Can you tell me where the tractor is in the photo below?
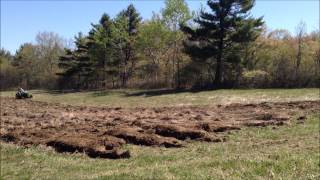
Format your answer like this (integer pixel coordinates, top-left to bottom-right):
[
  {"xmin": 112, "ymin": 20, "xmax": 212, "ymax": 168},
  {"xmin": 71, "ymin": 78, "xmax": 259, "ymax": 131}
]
[{"xmin": 15, "ymin": 88, "xmax": 33, "ymax": 99}]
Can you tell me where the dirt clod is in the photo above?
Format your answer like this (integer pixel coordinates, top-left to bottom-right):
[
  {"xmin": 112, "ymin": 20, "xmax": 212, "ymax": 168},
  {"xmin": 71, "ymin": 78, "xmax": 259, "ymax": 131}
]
[
  {"xmin": 154, "ymin": 124, "xmax": 211, "ymax": 141},
  {"xmin": 106, "ymin": 127, "xmax": 184, "ymax": 147},
  {"xmin": 0, "ymin": 134, "xmax": 17, "ymax": 142},
  {"xmin": 46, "ymin": 135, "xmax": 130, "ymax": 159}
]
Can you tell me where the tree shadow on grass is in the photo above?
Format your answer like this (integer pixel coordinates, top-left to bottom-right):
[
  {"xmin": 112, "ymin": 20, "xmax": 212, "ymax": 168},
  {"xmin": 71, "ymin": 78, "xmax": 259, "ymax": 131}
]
[
  {"xmin": 90, "ymin": 90, "xmax": 129, "ymax": 97},
  {"xmin": 29, "ymin": 89, "xmax": 127, "ymax": 97},
  {"xmin": 35, "ymin": 89, "xmax": 82, "ymax": 95},
  {"xmin": 30, "ymin": 89, "xmax": 98, "ymax": 96},
  {"xmin": 30, "ymin": 88, "xmax": 219, "ymax": 98},
  {"xmin": 125, "ymin": 88, "xmax": 216, "ymax": 97}
]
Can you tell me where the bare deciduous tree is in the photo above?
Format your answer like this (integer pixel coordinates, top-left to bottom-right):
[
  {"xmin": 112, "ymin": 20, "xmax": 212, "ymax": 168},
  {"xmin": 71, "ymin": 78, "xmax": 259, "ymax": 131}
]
[{"xmin": 295, "ymin": 21, "xmax": 306, "ymax": 80}]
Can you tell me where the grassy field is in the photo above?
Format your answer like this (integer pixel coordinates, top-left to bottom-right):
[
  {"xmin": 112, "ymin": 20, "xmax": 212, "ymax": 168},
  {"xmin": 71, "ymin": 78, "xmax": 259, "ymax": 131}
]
[
  {"xmin": 1, "ymin": 89, "xmax": 319, "ymax": 179},
  {"xmin": 1, "ymin": 88, "xmax": 319, "ymax": 107}
]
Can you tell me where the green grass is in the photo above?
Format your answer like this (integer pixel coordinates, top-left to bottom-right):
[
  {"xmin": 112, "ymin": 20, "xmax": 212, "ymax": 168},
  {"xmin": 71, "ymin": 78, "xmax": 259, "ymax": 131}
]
[
  {"xmin": 1, "ymin": 114, "xmax": 319, "ymax": 179},
  {"xmin": 1, "ymin": 88, "xmax": 319, "ymax": 108}
]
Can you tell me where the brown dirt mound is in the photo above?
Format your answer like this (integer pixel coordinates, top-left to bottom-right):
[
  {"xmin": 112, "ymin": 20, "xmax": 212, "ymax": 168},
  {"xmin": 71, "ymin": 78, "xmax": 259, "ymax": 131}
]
[
  {"xmin": 153, "ymin": 124, "xmax": 219, "ymax": 142},
  {"xmin": 46, "ymin": 135, "xmax": 130, "ymax": 159},
  {"xmin": 106, "ymin": 127, "xmax": 184, "ymax": 147},
  {"xmin": 1, "ymin": 97, "xmax": 319, "ymax": 159},
  {"xmin": 197, "ymin": 123, "xmax": 241, "ymax": 132}
]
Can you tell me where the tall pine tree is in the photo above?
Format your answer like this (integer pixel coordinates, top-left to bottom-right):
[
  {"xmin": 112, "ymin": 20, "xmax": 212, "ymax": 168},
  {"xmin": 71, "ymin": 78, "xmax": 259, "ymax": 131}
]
[
  {"xmin": 87, "ymin": 13, "xmax": 116, "ymax": 88},
  {"xmin": 113, "ymin": 4, "xmax": 142, "ymax": 87},
  {"xmin": 58, "ymin": 33, "xmax": 94, "ymax": 89},
  {"xmin": 181, "ymin": 0, "xmax": 263, "ymax": 87}
]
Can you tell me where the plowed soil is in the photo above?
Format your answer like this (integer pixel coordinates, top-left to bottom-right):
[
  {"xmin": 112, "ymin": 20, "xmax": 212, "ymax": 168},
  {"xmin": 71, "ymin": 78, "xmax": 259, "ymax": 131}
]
[{"xmin": 1, "ymin": 97, "xmax": 319, "ymax": 159}]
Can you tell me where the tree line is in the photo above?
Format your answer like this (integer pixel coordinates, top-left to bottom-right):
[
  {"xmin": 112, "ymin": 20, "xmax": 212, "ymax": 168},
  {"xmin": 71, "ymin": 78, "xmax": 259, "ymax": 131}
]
[{"xmin": 1, "ymin": 0, "xmax": 319, "ymax": 90}]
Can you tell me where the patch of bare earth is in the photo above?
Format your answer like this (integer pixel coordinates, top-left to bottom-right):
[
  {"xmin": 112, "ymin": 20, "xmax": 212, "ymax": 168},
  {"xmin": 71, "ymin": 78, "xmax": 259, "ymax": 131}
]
[{"xmin": 1, "ymin": 97, "xmax": 319, "ymax": 159}]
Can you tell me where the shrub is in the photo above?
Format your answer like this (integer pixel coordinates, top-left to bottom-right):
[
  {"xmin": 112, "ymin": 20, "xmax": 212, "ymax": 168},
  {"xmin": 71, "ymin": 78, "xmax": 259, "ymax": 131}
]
[{"xmin": 240, "ymin": 70, "xmax": 272, "ymax": 88}]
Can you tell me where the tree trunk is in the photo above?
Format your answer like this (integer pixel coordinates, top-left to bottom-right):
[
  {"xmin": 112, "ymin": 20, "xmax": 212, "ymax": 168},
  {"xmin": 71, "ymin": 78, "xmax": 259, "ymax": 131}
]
[
  {"xmin": 165, "ymin": 59, "xmax": 169, "ymax": 87},
  {"xmin": 177, "ymin": 57, "xmax": 181, "ymax": 88},
  {"xmin": 214, "ymin": 15, "xmax": 225, "ymax": 88},
  {"xmin": 214, "ymin": 36, "xmax": 224, "ymax": 87},
  {"xmin": 171, "ymin": 50, "xmax": 175, "ymax": 88},
  {"xmin": 295, "ymin": 37, "xmax": 302, "ymax": 82}
]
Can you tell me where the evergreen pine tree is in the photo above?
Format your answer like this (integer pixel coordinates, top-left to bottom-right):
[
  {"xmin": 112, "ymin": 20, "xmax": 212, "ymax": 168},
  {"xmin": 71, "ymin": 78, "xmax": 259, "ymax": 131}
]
[
  {"xmin": 114, "ymin": 4, "xmax": 142, "ymax": 87},
  {"xmin": 181, "ymin": 0, "xmax": 263, "ymax": 87}
]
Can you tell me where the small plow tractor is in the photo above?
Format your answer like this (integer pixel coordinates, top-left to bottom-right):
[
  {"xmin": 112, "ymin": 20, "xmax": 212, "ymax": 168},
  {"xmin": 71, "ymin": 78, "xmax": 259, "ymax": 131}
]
[{"xmin": 15, "ymin": 88, "xmax": 33, "ymax": 99}]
